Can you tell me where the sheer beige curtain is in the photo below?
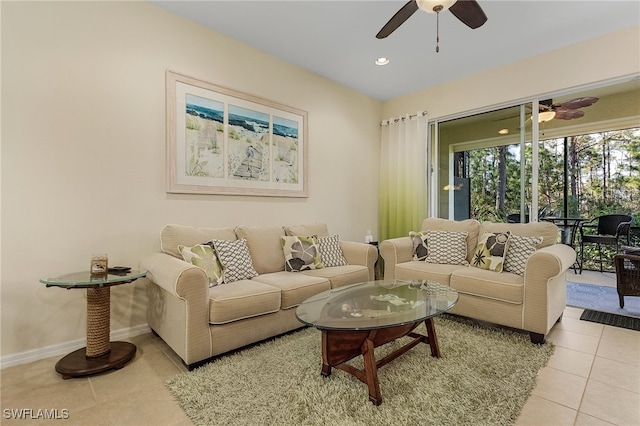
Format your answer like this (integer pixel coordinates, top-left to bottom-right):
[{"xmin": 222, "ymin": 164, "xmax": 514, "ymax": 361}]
[{"xmin": 379, "ymin": 112, "xmax": 428, "ymax": 241}]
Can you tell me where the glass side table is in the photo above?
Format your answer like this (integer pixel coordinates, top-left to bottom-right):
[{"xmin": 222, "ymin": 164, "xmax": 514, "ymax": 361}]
[{"xmin": 40, "ymin": 270, "xmax": 147, "ymax": 379}]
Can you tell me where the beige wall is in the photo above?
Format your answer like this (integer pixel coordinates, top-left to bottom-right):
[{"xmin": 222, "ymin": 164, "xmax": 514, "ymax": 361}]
[{"xmin": 1, "ymin": 2, "xmax": 381, "ymax": 358}]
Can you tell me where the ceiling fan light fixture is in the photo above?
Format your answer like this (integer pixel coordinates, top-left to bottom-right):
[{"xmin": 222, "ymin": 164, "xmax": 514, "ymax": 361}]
[
  {"xmin": 375, "ymin": 57, "xmax": 390, "ymax": 66},
  {"xmin": 417, "ymin": 0, "xmax": 457, "ymax": 13},
  {"xmin": 538, "ymin": 111, "xmax": 556, "ymax": 123}
]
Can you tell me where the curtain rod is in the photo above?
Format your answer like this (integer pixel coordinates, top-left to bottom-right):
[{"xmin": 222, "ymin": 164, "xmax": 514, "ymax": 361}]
[{"xmin": 380, "ymin": 110, "xmax": 428, "ymax": 126}]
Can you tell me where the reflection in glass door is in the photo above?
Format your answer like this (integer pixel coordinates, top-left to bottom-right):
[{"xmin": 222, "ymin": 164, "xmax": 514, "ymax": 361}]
[{"xmin": 433, "ymin": 102, "xmax": 536, "ymax": 222}]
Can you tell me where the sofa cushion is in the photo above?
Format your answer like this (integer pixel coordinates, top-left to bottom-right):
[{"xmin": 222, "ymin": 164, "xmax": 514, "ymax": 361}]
[
  {"xmin": 252, "ymin": 272, "xmax": 330, "ymax": 309},
  {"xmin": 161, "ymin": 224, "xmax": 237, "ymax": 258},
  {"xmin": 235, "ymin": 225, "xmax": 286, "ymax": 274},
  {"xmin": 409, "ymin": 231, "xmax": 429, "ymax": 261},
  {"xmin": 178, "ymin": 243, "xmax": 224, "ymax": 287},
  {"xmin": 208, "ymin": 280, "xmax": 281, "ymax": 324},
  {"xmin": 301, "ymin": 265, "xmax": 369, "ymax": 289},
  {"xmin": 284, "ymin": 222, "xmax": 330, "ymax": 238},
  {"xmin": 395, "ymin": 261, "xmax": 465, "ymax": 284},
  {"xmin": 450, "ymin": 267, "xmax": 524, "ymax": 304},
  {"xmin": 421, "ymin": 218, "xmax": 481, "ymax": 263},
  {"xmin": 424, "ymin": 230, "xmax": 469, "ymax": 265},
  {"xmin": 281, "ymin": 235, "xmax": 324, "ymax": 271},
  {"xmin": 503, "ymin": 235, "xmax": 543, "ymax": 276},
  {"xmin": 212, "ymin": 239, "xmax": 259, "ymax": 283},
  {"xmin": 317, "ymin": 234, "xmax": 348, "ymax": 267},
  {"xmin": 471, "ymin": 231, "xmax": 511, "ymax": 272},
  {"xmin": 481, "ymin": 221, "xmax": 557, "ymax": 248}
]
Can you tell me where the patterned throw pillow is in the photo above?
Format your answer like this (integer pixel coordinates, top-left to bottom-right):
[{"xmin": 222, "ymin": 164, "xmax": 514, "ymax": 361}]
[
  {"xmin": 503, "ymin": 235, "xmax": 543, "ymax": 276},
  {"xmin": 281, "ymin": 235, "xmax": 324, "ymax": 272},
  {"xmin": 318, "ymin": 234, "xmax": 348, "ymax": 267},
  {"xmin": 424, "ymin": 230, "xmax": 469, "ymax": 265},
  {"xmin": 409, "ymin": 231, "xmax": 429, "ymax": 261},
  {"xmin": 471, "ymin": 231, "xmax": 511, "ymax": 272},
  {"xmin": 178, "ymin": 244, "xmax": 224, "ymax": 287},
  {"xmin": 210, "ymin": 239, "xmax": 258, "ymax": 283}
]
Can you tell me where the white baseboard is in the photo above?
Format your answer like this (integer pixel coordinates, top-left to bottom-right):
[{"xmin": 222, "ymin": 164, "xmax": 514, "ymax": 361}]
[{"xmin": 0, "ymin": 324, "xmax": 152, "ymax": 370}]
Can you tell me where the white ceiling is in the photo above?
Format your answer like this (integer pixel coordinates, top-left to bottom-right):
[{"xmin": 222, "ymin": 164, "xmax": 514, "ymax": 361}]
[{"xmin": 151, "ymin": 0, "xmax": 640, "ymax": 101}]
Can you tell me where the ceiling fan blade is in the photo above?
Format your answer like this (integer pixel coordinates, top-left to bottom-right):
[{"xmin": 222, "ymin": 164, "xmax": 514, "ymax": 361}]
[
  {"xmin": 554, "ymin": 97, "xmax": 599, "ymax": 110},
  {"xmin": 554, "ymin": 108, "xmax": 585, "ymax": 120},
  {"xmin": 376, "ymin": 0, "xmax": 419, "ymax": 39},
  {"xmin": 449, "ymin": 0, "xmax": 487, "ymax": 29}
]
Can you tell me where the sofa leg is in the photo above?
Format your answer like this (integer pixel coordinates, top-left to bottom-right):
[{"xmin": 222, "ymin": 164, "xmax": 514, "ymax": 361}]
[
  {"xmin": 529, "ymin": 332, "xmax": 545, "ymax": 344},
  {"xmin": 556, "ymin": 313, "xmax": 563, "ymax": 323}
]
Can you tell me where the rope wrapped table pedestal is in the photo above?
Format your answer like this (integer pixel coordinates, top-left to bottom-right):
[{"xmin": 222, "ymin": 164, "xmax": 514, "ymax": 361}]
[
  {"xmin": 86, "ymin": 286, "xmax": 111, "ymax": 357},
  {"xmin": 40, "ymin": 271, "xmax": 146, "ymax": 379}
]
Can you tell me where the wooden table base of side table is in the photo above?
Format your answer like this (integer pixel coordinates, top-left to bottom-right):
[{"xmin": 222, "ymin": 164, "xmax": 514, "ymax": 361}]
[
  {"xmin": 57, "ymin": 287, "xmax": 136, "ymax": 379},
  {"xmin": 55, "ymin": 342, "xmax": 136, "ymax": 379}
]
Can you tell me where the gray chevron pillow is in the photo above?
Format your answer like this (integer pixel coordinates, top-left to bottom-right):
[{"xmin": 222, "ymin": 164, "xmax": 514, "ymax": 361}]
[{"xmin": 211, "ymin": 238, "xmax": 258, "ymax": 283}]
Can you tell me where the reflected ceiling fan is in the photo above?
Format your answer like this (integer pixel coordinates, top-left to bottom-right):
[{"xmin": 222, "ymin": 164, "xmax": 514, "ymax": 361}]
[
  {"xmin": 495, "ymin": 97, "xmax": 600, "ymax": 124},
  {"xmin": 376, "ymin": 0, "xmax": 488, "ymax": 52},
  {"xmin": 537, "ymin": 97, "xmax": 599, "ymax": 121}
]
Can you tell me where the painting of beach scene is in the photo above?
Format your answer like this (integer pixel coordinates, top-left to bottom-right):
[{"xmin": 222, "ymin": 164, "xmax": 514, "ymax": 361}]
[
  {"xmin": 167, "ymin": 71, "xmax": 308, "ymax": 197},
  {"xmin": 272, "ymin": 116, "xmax": 299, "ymax": 184},
  {"xmin": 185, "ymin": 94, "xmax": 224, "ymax": 178},
  {"xmin": 228, "ymin": 105, "xmax": 270, "ymax": 182}
]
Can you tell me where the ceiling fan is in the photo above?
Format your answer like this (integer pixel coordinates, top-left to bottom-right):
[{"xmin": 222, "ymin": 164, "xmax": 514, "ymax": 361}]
[{"xmin": 376, "ymin": 0, "xmax": 488, "ymax": 52}]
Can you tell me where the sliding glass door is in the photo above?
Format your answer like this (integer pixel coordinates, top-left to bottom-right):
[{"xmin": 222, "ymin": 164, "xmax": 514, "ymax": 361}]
[{"xmin": 424, "ymin": 78, "xmax": 640, "ymax": 259}]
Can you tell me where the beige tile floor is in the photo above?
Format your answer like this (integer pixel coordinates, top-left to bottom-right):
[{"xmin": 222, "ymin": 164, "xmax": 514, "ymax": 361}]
[
  {"xmin": 517, "ymin": 271, "xmax": 640, "ymax": 426},
  {"xmin": 1, "ymin": 271, "xmax": 638, "ymax": 425}
]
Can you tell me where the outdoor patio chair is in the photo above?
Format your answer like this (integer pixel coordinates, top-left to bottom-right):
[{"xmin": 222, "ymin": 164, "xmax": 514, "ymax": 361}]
[
  {"xmin": 579, "ymin": 214, "xmax": 633, "ymax": 273},
  {"xmin": 614, "ymin": 246, "xmax": 640, "ymax": 308},
  {"xmin": 506, "ymin": 213, "xmax": 529, "ymax": 223}
]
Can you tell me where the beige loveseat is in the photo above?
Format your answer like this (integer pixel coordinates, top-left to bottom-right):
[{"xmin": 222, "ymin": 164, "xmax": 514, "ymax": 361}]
[
  {"xmin": 380, "ymin": 218, "xmax": 576, "ymax": 343},
  {"xmin": 140, "ymin": 222, "xmax": 377, "ymax": 368}
]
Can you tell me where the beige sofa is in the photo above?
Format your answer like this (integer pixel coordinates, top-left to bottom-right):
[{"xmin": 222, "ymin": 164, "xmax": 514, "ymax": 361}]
[
  {"xmin": 380, "ymin": 218, "xmax": 576, "ymax": 343},
  {"xmin": 140, "ymin": 222, "xmax": 377, "ymax": 368}
]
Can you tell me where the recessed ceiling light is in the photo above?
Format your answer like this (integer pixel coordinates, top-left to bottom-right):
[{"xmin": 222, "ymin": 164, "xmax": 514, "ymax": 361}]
[
  {"xmin": 375, "ymin": 57, "xmax": 390, "ymax": 66},
  {"xmin": 498, "ymin": 128, "xmax": 509, "ymax": 135}
]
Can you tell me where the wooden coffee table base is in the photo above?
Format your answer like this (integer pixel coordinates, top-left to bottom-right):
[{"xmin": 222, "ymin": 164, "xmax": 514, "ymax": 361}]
[{"xmin": 320, "ymin": 318, "xmax": 440, "ymax": 405}]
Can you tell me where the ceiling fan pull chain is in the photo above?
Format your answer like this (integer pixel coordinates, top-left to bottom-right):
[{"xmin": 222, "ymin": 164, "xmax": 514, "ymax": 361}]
[{"xmin": 436, "ymin": 8, "xmax": 440, "ymax": 53}]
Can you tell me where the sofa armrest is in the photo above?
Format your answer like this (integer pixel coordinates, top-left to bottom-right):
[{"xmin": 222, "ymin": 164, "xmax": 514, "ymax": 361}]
[
  {"xmin": 140, "ymin": 252, "xmax": 211, "ymax": 366},
  {"xmin": 140, "ymin": 252, "xmax": 209, "ymax": 300},
  {"xmin": 526, "ymin": 244, "xmax": 577, "ymax": 279},
  {"xmin": 340, "ymin": 241, "xmax": 378, "ymax": 281},
  {"xmin": 379, "ymin": 237, "xmax": 414, "ymax": 280},
  {"xmin": 522, "ymin": 244, "xmax": 577, "ymax": 334}
]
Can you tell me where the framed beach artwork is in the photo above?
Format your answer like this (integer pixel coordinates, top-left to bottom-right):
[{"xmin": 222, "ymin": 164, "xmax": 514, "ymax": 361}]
[{"xmin": 166, "ymin": 70, "xmax": 308, "ymax": 197}]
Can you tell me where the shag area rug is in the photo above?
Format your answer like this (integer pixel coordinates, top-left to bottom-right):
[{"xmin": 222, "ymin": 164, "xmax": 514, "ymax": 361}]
[
  {"xmin": 166, "ymin": 316, "xmax": 553, "ymax": 426},
  {"xmin": 566, "ymin": 282, "xmax": 640, "ymax": 318}
]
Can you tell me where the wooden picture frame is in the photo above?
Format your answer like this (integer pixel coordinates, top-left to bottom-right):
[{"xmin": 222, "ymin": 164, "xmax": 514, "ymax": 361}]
[{"xmin": 166, "ymin": 70, "xmax": 308, "ymax": 197}]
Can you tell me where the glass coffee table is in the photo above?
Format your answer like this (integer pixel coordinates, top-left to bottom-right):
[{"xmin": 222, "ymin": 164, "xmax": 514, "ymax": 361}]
[
  {"xmin": 40, "ymin": 270, "xmax": 146, "ymax": 379},
  {"xmin": 296, "ymin": 279, "xmax": 458, "ymax": 405}
]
